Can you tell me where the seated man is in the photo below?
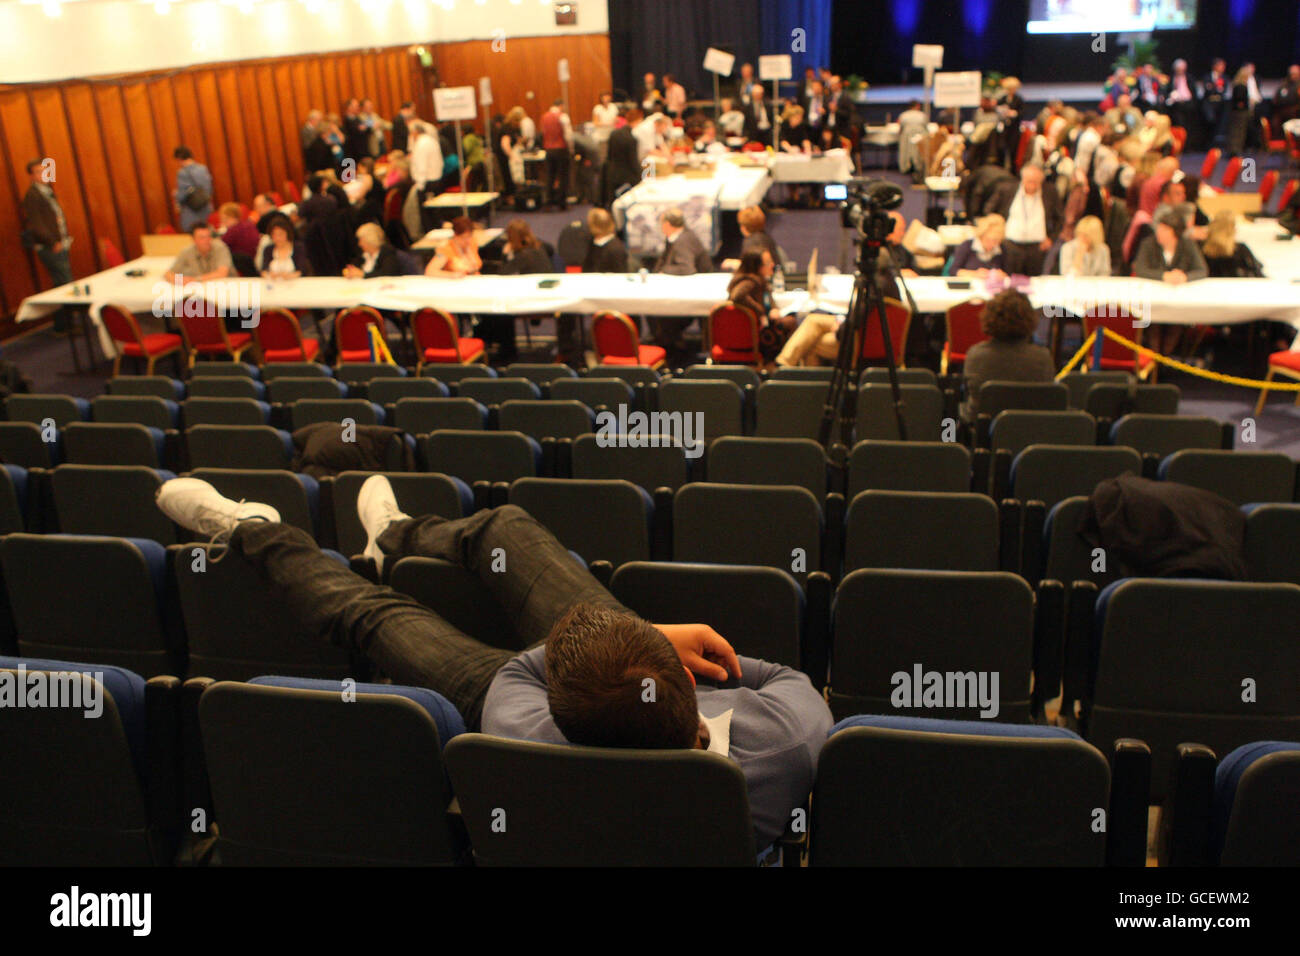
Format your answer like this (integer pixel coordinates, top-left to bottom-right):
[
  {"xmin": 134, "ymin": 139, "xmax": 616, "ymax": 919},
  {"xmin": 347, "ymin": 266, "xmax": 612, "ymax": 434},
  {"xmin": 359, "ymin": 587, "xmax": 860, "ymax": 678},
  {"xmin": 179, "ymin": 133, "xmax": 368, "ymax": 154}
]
[
  {"xmin": 154, "ymin": 476, "xmax": 832, "ymax": 850},
  {"xmin": 162, "ymin": 222, "xmax": 233, "ymax": 283}
]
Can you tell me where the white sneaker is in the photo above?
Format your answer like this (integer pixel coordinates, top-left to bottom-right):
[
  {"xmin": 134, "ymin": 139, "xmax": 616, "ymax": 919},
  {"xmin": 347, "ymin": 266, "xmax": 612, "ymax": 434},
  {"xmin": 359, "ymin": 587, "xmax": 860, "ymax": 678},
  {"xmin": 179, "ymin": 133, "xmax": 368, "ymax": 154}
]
[
  {"xmin": 357, "ymin": 474, "xmax": 409, "ymax": 573},
  {"xmin": 155, "ymin": 477, "xmax": 280, "ymax": 539}
]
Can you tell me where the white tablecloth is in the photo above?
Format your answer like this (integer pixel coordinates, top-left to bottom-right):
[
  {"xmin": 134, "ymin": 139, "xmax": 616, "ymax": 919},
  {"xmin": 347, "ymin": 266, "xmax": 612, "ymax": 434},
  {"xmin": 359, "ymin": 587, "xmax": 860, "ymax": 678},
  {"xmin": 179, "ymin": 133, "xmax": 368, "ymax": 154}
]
[
  {"xmin": 1234, "ymin": 217, "xmax": 1300, "ymax": 283},
  {"xmin": 19, "ymin": 259, "xmax": 1300, "ymax": 358},
  {"xmin": 769, "ymin": 151, "xmax": 854, "ymax": 183}
]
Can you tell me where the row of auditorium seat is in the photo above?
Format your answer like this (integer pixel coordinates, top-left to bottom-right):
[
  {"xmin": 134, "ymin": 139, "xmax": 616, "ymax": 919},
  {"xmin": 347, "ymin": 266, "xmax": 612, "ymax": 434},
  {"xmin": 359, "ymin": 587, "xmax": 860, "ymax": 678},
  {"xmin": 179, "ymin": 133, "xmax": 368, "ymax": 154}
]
[{"xmin": 2, "ymin": 654, "xmax": 1295, "ymax": 866}]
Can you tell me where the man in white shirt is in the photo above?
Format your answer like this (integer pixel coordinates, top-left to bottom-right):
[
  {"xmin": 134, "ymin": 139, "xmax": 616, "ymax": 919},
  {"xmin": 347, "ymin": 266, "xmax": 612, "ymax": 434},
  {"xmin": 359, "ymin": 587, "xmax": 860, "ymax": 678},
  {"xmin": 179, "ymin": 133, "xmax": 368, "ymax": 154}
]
[
  {"xmin": 1163, "ymin": 59, "xmax": 1199, "ymax": 138},
  {"xmin": 734, "ymin": 63, "xmax": 756, "ymax": 110},
  {"xmin": 632, "ymin": 113, "xmax": 671, "ymax": 164},
  {"xmin": 1073, "ymin": 113, "xmax": 1106, "ymax": 183},
  {"xmin": 409, "ymin": 122, "xmax": 444, "ymax": 196},
  {"xmin": 717, "ymin": 97, "xmax": 746, "ymax": 138},
  {"xmin": 743, "ymin": 86, "xmax": 774, "ymax": 143},
  {"xmin": 592, "ymin": 92, "xmax": 619, "ymax": 129},
  {"xmin": 992, "ymin": 163, "xmax": 1061, "ymax": 276}
]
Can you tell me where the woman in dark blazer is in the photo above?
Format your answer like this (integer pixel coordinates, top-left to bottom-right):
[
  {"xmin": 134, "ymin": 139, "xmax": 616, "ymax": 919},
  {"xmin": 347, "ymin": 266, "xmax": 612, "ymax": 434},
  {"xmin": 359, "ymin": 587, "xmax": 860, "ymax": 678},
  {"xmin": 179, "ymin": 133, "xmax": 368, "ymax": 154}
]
[
  {"xmin": 342, "ymin": 222, "xmax": 402, "ymax": 278},
  {"xmin": 259, "ymin": 216, "xmax": 312, "ymax": 279},
  {"xmin": 725, "ymin": 249, "xmax": 792, "ymax": 364}
]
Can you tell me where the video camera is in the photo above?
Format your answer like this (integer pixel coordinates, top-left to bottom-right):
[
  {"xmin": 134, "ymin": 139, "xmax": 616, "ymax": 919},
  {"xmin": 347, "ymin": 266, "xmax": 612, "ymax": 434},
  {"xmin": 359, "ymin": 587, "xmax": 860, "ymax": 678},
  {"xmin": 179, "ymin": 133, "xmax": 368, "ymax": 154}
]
[{"xmin": 828, "ymin": 177, "xmax": 904, "ymax": 243}]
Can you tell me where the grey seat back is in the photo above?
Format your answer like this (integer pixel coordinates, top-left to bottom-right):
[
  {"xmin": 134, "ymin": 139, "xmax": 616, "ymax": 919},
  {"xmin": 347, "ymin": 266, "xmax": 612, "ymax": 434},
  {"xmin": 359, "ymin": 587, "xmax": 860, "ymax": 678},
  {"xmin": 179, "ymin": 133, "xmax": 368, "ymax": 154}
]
[
  {"xmin": 1159, "ymin": 450, "xmax": 1296, "ymax": 506},
  {"xmin": 658, "ymin": 379, "xmax": 745, "ymax": 442},
  {"xmin": 1011, "ymin": 444, "xmax": 1143, "ymax": 508},
  {"xmin": 51, "ymin": 465, "xmax": 177, "ymax": 544},
  {"xmin": 847, "ymin": 440, "xmax": 971, "ymax": 496},
  {"xmin": 332, "ymin": 471, "xmax": 471, "ymax": 557},
  {"xmin": 498, "ymin": 400, "xmax": 595, "ymax": 440},
  {"xmin": 420, "ymin": 430, "xmax": 539, "ymax": 484},
  {"xmin": 845, "ymin": 490, "xmax": 999, "ymax": 573},
  {"xmin": 991, "ymin": 410, "xmax": 1095, "ymax": 456},
  {"xmin": 508, "ymin": 478, "xmax": 651, "ymax": 568},
  {"xmin": 673, "ymin": 483, "xmax": 821, "ymax": 584},
  {"xmin": 706, "ymin": 436, "xmax": 828, "ymax": 501},
  {"xmin": 1110, "ymin": 414, "xmax": 1223, "ymax": 459},
  {"xmin": 855, "ymin": 383, "xmax": 945, "ymax": 441},
  {"xmin": 571, "ymin": 432, "xmax": 689, "ymax": 492}
]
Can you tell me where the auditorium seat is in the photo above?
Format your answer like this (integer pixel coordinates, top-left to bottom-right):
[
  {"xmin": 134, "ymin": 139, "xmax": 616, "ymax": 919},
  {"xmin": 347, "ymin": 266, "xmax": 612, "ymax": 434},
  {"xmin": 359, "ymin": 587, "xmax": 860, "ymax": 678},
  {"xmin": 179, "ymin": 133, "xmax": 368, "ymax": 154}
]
[
  {"xmin": 1110, "ymin": 414, "xmax": 1225, "ymax": 460},
  {"xmin": 187, "ymin": 377, "xmax": 266, "ymax": 401},
  {"xmin": 829, "ymin": 569, "xmax": 1035, "ymax": 722},
  {"xmin": 198, "ymin": 677, "xmax": 465, "ymax": 864},
  {"xmin": 174, "ymin": 545, "xmax": 355, "ymax": 681},
  {"xmin": 508, "ymin": 478, "xmax": 652, "ymax": 570},
  {"xmin": 1039, "ymin": 496, "xmax": 1117, "ymax": 590},
  {"xmin": 186, "ymin": 425, "xmax": 294, "ymax": 470},
  {"xmin": 673, "ymin": 483, "xmax": 822, "ymax": 585},
  {"xmin": 0, "ymin": 656, "xmax": 181, "ymax": 865},
  {"xmin": 336, "ymin": 362, "xmax": 407, "ymax": 384},
  {"xmin": 331, "ymin": 471, "xmax": 473, "ymax": 558},
  {"xmin": 570, "ymin": 432, "xmax": 690, "ymax": 492},
  {"xmin": 1059, "ymin": 370, "xmax": 1132, "ymax": 409},
  {"xmin": 754, "ymin": 381, "xmax": 826, "ymax": 439},
  {"xmin": 0, "ymin": 465, "xmax": 26, "ymax": 534},
  {"xmin": 1242, "ymin": 504, "xmax": 1300, "ymax": 585},
  {"xmin": 90, "ymin": 395, "xmax": 180, "ymax": 430},
  {"xmin": 847, "ymin": 440, "xmax": 972, "ymax": 496},
  {"xmin": 678, "ymin": 364, "xmax": 762, "ymax": 391},
  {"xmin": 187, "ymin": 469, "xmax": 319, "ymax": 538},
  {"xmin": 51, "ymin": 465, "xmax": 179, "ymax": 544},
  {"xmin": 420, "ymin": 430, "xmax": 541, "ymax": 486},
  {"xmin": 5, "ymin": 393, "xmax": 88, "ymax": 427},
  {"xmin": 106, "ymin": 375, "xmax": 186, "ymax": 401},
  {"xmin": 1212, "ymin": 742, "xmax": 1300, "ymax": 866},
  {"xmin": 1010, "ymin": 444, "xmax": 1143, "ymax": 508},
  {"xmin": 190, "ymin": 361, "xmax": 259, "ymax": 379},
  {"xmin": 62, "ymin": 422, "xmax": 167, "ymax": 468},
  {"xmin": 182, "ymin": 397, "xmax": 271, "ymax": 427},
  {"xmin": 259, "ymin": 361, "xmax": 330, "ymax": 380},
  {"xmin": 844, "ymin": 490, "xmax": 1000, "ymax": 573},
  {"xmin": 387, "ymin": 557, "xmax": 525, "ymax": 650},
  {"xmin": 990, "ymin": 410, "xmax": 1096, "ymax": 456},
  {"xmin": 418, "ymin": 364, "xmax": 497, "ymax": 385},
  {"xmin": 1158, "ymin": 450, "xmax": 1296, "ymax": 506},
  {"xmin": 457, "ymin": 377, "xmax": 542, "ymax": 407},
  {"xmin": 810, "ymin": 717, "xmax": 1112, "ymax": 866},
  {"xmin": 859, "ymin": 367, "xmax": 940, "ymax": 387},
  {"xmin": 444, "ymin": 734, "xmax": 756, "ymax": 866},
  {"xmin": 366, "ymin": 377, "xmax": 448, "ymax": 406},
  {"xmin": 549, "ymin": 376, "xmax": 635, "ymax": 412},
  {"xmin": 977, "ymin": 380, "xmax": 1069, "ymax": 417},
  {"xmin": 0, "ymin": 534, "xmax": 181, "ymax": 677},
  {"xmin": 497, "ymin": 400, "xmax": 595, "ymax": 440},
  {"xmin": 0, "ymin": 422, "xmax": 57, "ymax": 469},
  {"xmin": 657, "ymin": 378, "xmax": 745, "ymax": 443},
  {"xmin": 611, "ymin": 561, "xmax": 804, "ymax": 670},
  {"xmin": 288, "ymin": 398, "xmax": 385, "ymax": 431},
  {"xmin": 1084, "ymin": 382, "xmax": 1180, "ymax": 419},
  {"xmin": 1084, "ymin": 578, "xmax": 1300, "ymax": 799},
  {"xmin": 705, "ymin": 436, "xmax": 828, "ymax": 501},
  {"xmin": 504, "ymin": 363, "xmax": 579, "ymax": 388},
  {"xmin": 589, "ymin": 364, "xmax": 662, "ymax": 390},
  {"xmin": 770, "ymin": 366, "xmax": 833, "ymax": 382},
  {"xmin": 265, "ymin": 376, "xmax": 348, "ymax": 404},
  {"xmin": 394, "ymin": 397, "xmax": 487, "ymax": 434},
  {"xmin": 855, "ymin": 383, "xmax": 945, "ymax": 442}
]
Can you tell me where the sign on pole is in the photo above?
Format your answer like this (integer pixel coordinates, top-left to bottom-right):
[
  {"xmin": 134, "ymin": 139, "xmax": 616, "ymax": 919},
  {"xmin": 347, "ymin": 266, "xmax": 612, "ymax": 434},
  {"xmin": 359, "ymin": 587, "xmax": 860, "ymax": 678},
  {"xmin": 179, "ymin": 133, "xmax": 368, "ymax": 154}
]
[
  {"xmin": 912, "ymin": 44, "xmax": 944, "ymax": 69},
  {"xmin": 932, "ymin": 70, "xmax": 981, "ymax": 109},
  {"xmin": 479, "ymin": 76, "xmax": 493, "ymax": 107},
  {"xmin": 703, "ymin": 47, "xmax": 735, "ymax": 76},
  {"xmin": 434, "ymin": 86, "xmax": 477, "ymax": 122},
  {"xmin": 758, "ymin": 54, "xmax": 792, "ymax": 81}
]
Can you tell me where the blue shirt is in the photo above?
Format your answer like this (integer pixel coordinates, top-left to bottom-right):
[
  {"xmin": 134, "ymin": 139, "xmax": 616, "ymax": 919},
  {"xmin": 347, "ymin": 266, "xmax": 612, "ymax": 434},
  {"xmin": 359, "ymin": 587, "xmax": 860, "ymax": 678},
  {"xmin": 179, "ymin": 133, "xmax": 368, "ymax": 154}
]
[{"xmin": 482, "ymin": 646, "xmax": 833, "ymax": 849}]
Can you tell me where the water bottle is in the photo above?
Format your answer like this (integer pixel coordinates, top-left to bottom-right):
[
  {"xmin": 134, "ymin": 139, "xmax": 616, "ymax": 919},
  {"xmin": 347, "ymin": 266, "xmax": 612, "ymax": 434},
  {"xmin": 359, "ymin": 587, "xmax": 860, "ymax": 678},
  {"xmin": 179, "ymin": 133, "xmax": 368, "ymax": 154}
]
[
  {"xmin": 639, "ymin": 267, "xmax": 648, "ymax": 284},
  {"xmin": 773, "ymin": 267, "xmax": 785, "ymax": 293}
]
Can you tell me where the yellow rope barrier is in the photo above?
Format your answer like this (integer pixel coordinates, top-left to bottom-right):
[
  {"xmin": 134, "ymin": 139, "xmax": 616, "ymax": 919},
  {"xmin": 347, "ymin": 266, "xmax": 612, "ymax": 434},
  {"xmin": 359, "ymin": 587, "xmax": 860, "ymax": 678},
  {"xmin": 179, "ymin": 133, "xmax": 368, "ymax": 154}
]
[
  {"xmin": 1099, "ymin": 327, "xmax": 1300, "ymax": 392},
  {"xmin": 368, "ymin": 323, "xmax": 397, "ymax": 365},
  {"xmin": 1054, "ymin": 331, "xmax": 1098, "ymax": 380}
]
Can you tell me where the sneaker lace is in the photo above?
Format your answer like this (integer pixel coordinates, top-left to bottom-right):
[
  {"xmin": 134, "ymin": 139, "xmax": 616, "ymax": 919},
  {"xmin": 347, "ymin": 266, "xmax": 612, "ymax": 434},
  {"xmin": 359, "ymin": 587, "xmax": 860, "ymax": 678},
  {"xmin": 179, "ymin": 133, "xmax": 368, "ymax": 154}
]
[{"xmin": 203, "ymin": 499, "xmax": 266, "ymax": 564}]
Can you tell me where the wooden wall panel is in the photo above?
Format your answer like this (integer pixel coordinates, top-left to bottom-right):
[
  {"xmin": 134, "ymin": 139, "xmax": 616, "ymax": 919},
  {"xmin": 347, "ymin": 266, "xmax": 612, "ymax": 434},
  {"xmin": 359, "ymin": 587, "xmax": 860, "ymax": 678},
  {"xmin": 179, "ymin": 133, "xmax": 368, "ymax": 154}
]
[{"xmin": 0, "ymin": 33, "xmax": 610, "ymax": 329}]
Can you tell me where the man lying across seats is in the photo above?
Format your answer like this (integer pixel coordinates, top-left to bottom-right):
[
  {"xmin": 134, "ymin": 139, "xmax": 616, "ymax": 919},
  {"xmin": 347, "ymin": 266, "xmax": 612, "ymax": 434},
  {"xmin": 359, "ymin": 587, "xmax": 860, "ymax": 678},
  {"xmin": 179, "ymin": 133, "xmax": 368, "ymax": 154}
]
[{"xmin": 155, "ymin": 476, "xmax": 832, "ymax": 848}]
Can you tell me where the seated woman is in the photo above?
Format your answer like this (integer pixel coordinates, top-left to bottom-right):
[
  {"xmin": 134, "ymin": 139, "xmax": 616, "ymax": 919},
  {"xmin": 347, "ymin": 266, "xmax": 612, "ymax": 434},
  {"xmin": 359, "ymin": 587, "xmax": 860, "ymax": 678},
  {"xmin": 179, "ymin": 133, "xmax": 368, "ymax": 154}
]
[
  {"xmin": 343, "ymin": 222, "xmax": 402, "ymax": 278},
  {"xmin": 424, "ymin": 215, "xmax": 483, "ymax": 278},
  {"xmin": 951, "ymin": 213, "xmax": 1008, "ymax": 279},
  {"xmin": 961, "ymin": 289, "xmax": 1055, "ymax": 420},
  {"xmin": 779, "ymin": 105, "xmax": 814, "ymax": 154},
  {"xmin": 1058, "ymin": 215, "xmax": 1112, "ymax": 277},
  {"xmin": 1133, "ymin": 209, "xmax": 1208, "ymax": 354},
  {"xmin": 259, "ymin": 216, "xmax": 311, "ymax": 279},
  {"xmin": 725, "ymin": 249, "xmax": 795, "ymax": 367},
  {"xmin": 486, "ymin": 219, "xmax": 553, "ymax": 364},
  {"xmin": 722, "ymin": 205, "xmax": 780, "ymax": 272},
  {"xmin": 1201, "ymin": 210, "xmax": 1263, "ymax": 277}
]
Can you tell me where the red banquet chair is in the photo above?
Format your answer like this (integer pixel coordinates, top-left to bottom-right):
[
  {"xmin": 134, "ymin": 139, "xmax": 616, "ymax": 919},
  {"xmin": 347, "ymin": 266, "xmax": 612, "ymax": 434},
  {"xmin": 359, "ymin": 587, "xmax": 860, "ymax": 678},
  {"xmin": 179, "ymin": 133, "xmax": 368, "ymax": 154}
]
[
  {"xmin": 1275, "ymin": 178, "xmax": 1299, "ymax": 216},
  {"xmin": 941, "ymin": 298, "xmax": 988, "ymax": 375},
  {"xmin": 706, "ymin": 302, "xmax": 761, "ymax": 366},
  {"xmin": 1200, "ymin": 148, "xmax": 1221, "ymax": 182},
  {"xmin": 1259, "ymin": 169, "xmax": 1279, "ymax": 207},
  {"xmin": 855, "ymin": 298, "xmax": 911, "ymax": 368},
  {"xmin": 1083, "ymin": 311, "xmax": 1156, "ymax": 380},
  {"xmin": 98, "ymin": 237, "xmax": 126, "ymax": 268},
  {"xmin": 592, "ymin": 311, "xmax": 666, "ymax": 368},
  {"xmin": 1220, "ymin": 156, "xmax": 1243, "ymax": 191},
  {"xmin": 101, "ymin": 303, "xmax": 183, "ymax": 376},
  {"xmin": 334, "ymin": 306, "xmax": 390, "ymax": 365},
  {"xmin": 1169, "ymin": 126, "xmax": 1187, "ymax": 154},
  {"xmin": 179, "ymin": 312, "xmax": 255, "ymax": 367},
  {"xmin": 254, "ymin": 308, "xmax": 320, "ymax": 363},
  {"xmin": 1253, "ymin": 351, "xmax": 1300, "ymax": 417},
  {"xmin": 412, "ymin": 307, "xmax": 484, "ymax": 372},
  {"xmin": 1261, "ymin": 118, "xmax": 1288, "ymax": 158}
]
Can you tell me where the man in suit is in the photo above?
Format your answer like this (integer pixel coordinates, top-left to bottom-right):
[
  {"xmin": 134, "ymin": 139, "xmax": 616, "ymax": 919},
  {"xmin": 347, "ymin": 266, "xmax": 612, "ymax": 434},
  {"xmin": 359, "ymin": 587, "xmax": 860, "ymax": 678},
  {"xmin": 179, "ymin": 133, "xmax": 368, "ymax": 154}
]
[
  {"xmin": 1201, "ymin": 58, "xmax": 1230, "ymax": 146},
  {"xmin": 732, "ymin": 63, "xmax": 756, "ymax": 111},
  {"xmin": 743, "ymin": 85, "xmax": 775, "ymax": 144},
  {"xmin": 583, "ymin": 208, "xmax": 630, "ymax": 273},
  {"xmin": 1134, "ymin": 64, "xmax": 1163, "ymax": 111},
  {"xmin": 390, "ymin": 102, "xmax": 415, "ymax": 154},
  {"xmin": 1274, "ymin": 64, "xmax": 1300, "ymax": 126},
  {"xmin": 602, "ymin": 110, "xmax": 641, "ymax": 206},
  {"xmin": 990, "ymin": 163, "xmax": 1062, "ymax": 276},
  {"xmin": 824, "ymin": 75, "xmax": 853, "ymax": 140},
  {"xmin": 651, "ymin": 208, "xmax": 712, "ymax": 352},
  {"xmin": 1163, "ymin": 59, "xmax": 1200, "ymax": 144},
  {"xmin": 803, "ymin": 80, "xmax": 828, "ymax": 136}
]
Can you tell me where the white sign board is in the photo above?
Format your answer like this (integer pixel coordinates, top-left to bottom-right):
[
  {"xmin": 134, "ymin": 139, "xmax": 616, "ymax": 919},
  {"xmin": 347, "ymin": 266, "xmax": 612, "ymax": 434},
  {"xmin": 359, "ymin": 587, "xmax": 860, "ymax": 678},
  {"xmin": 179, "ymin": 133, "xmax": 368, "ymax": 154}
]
[
  {"xmin": 933, "ymin": 70, "xmax": 982, "ymax": 109},
  {"xmin": 703, "ymin": 47, "xmax": 735, "ymax": 76},
  {"xmin": 479, "ymin": 77, "xmax": 493, "ymax": 107},
  {"xmin": 758, "ymin": 54, "xmax": 793, "ymax": 81},
  {"xmin": 912, "ymin": 44, "xmax": 944, "ymax": 69},
  {"xmin": 434, "ymin": 86, "xmax": 477, "ymax": 122},
  {"xmin": 558, "ymin": 58, "xmax": 570, "ymax": 83}
]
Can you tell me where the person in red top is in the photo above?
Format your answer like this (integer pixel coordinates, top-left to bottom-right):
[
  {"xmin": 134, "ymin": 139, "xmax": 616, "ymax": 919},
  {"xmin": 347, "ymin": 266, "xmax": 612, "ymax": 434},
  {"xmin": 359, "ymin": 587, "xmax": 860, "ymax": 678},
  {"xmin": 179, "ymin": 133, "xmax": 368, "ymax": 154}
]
[
  {"xmin": 540, "ymin": 99, "xmax": 573, "ymax": 211},
  {"xmin": 218, "ymin": 202, "xmax": 262, "ymax": 274},
  {"xmin": 1138, "ymin": 156, "xmax": 1180, "ymax": 215}
]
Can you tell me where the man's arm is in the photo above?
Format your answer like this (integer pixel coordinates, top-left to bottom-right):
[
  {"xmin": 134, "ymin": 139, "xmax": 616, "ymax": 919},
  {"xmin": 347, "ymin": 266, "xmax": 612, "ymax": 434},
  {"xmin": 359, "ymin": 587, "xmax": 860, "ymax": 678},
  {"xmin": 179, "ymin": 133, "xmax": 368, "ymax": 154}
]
[
  {"xmin": 1181, "ymin": 241, "xmax": 1208, "ymax": 282},
  {"xmin": 481, "ymin": 646, "xmax": 567, "ymax": 743}
]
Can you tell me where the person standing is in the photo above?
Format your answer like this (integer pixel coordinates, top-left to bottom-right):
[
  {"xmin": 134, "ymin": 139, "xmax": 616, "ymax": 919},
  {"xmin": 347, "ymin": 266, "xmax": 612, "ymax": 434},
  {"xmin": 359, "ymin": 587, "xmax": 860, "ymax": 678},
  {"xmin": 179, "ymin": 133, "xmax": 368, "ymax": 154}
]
[
  {"xmin": 22, "ymin": 158, "xmax": 72, "ymax": 290},
  {"xmin": 1163, "ymin": 59, "xmax": 1200, "ymax": 145},
  {"xmin": 1201, "ymin": 58, "xmax": 1230, "ymax": 147},
  {"xmin": 540, "ymin": 99, "xmax": 573, "ymax": 211},
  {"xmin": 172, "ymin": 146, "xmax": 213, "ymax": 233},
  {"xmin": 390, "ymin": 102, "xmax": 415, "ymax": 153}
]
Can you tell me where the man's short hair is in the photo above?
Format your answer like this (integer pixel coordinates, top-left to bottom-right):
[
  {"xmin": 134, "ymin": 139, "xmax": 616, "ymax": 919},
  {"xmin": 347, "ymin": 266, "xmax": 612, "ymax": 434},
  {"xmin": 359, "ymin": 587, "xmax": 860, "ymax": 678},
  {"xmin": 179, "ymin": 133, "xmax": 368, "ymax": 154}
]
[
  {"xmin": 1155, "ymin": 209, "xmax": 1186, "ymax": 235},
  {"xmin": 190, "ymin": 221, "xmax": 212, "ymax": 236},
  {"xmin": 25, "ymin": 158, "xmax": 44, "ymax": 174},
  {"xmin": 737, "ymin": 205, "xmax": 766, "ymax": 233},
  {"xmin": 545, "ymin": 604, "xmax": 698, "ymax": 750},
  {"xmin": 662, "ymin": 208, "xmax": 685, "ymax": 228},
  {"xmin": 307, "ymin": 175, "xmax": 325, "ymax": 195},
  {"xmin": 587, "ymin": 207, "xmax": 615, "ymax": 238},
  {"xmin": 173, "ymin": 146, "xmax": 193, "ymax": 160}
]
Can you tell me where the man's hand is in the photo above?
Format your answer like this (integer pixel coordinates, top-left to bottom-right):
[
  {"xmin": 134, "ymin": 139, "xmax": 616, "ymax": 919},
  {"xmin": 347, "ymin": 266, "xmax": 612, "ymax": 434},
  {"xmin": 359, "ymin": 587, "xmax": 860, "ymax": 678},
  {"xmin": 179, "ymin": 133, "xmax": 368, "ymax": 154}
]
[
  {"xmin": 654, "ymin": 623, "xmax": 742, "ymax": 683},
  {"xmin": 1163, "ymin": 269, "xmax": 1187, "ymax": 284},
  {"xmin": 1039, "ymin": 237, "xmax": 1053, "ymax": 251}
]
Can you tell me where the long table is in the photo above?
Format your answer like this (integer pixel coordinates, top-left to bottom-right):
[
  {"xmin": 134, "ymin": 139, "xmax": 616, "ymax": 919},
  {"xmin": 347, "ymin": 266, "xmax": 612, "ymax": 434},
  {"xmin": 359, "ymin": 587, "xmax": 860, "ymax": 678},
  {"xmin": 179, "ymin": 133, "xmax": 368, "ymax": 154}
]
[{"xmin": 17, "ymin": 259, "xmax": 1300, "ymax": 361}]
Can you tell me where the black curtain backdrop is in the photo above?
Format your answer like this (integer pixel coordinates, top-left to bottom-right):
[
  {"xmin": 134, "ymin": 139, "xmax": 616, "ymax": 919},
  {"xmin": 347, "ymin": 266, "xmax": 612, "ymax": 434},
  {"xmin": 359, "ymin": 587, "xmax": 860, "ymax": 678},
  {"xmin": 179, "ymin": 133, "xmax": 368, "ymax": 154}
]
[{"xmin": 828, "ymin": 0, "xmax": 1300, "ymax": 86}]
